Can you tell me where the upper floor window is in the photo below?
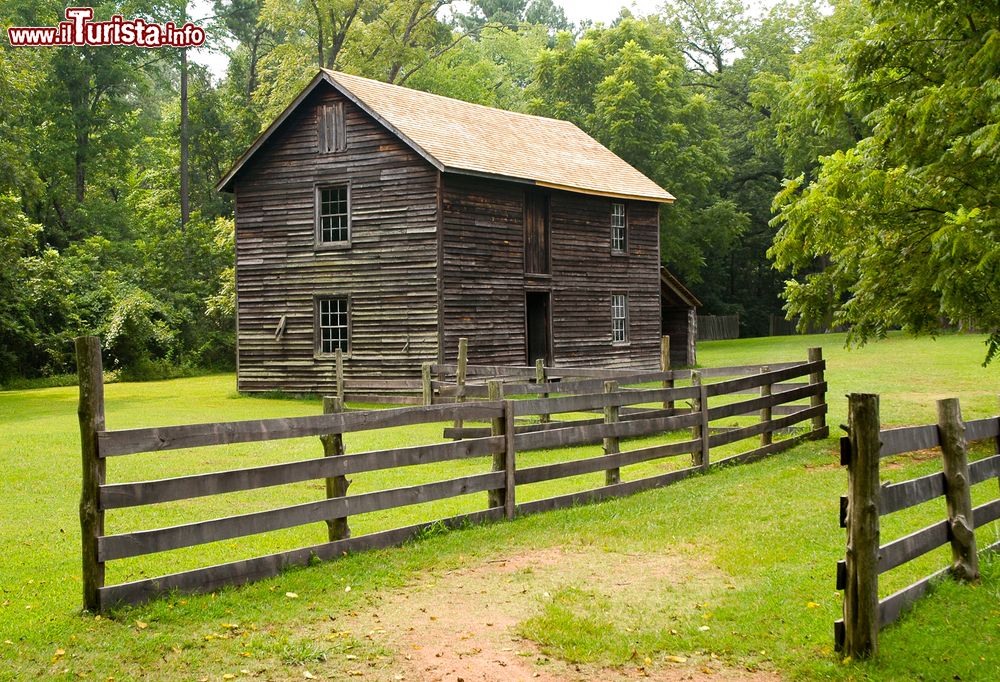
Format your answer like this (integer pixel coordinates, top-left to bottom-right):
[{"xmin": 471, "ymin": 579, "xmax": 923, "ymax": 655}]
[
  {"xmin": 316, "ymin": 296, "xmax": 349, "ymax": 355},
  {"xmin": 317, "ymin": 185, "xmax": 350, "ymax": 244},
  {"xmin": 611, "ymin": 293, "xmax": 628, "ymax": 344},
  {"xmin": 611, "ymin": 202, "xmax": 627, "ymax": 253},
  {"xmin": 318, "ymin": 102, "xmax": 346, "ymax": 153}
]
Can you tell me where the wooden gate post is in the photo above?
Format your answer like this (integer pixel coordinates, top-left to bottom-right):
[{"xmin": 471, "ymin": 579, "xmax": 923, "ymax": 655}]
[
  {"xmin": 321, "ymin": 396, "xmax": 350, "ymax": 541},
  {"xmin": 842, "ymin": 393, "xmax": 881, "ymax": 659},
  {"xmin": 937, "ymin": 397, "xmax": 979, "ymax": 581},
  {"xmin": 759, "ymin": 366, "xmax": 772, "ymax": 447},
  {"xmin": 808, "ymin": 347, "xmax": 827, "ymax": 437},
  {"xmin": 690, "ymin": 371, "xmax": 710, "ymax": 470},
  {"xmin": 487, "ymin": 380, "xmax": 505, "ymax": 508},
  {"xmin": 503, "ymin": 400, "xmax": 516, "ymax": 520},
  {"xmin": 335, "ymin": 347, "xmax": 345, "ymax": 404},
  {"xmin": 75, "ymin": 335, "xmax": 105, "ymax": 612},
  {"xmin": 603, "ymin": 380, "xmax": 621, "ymax": 485},
  {"xmin": 661, "ymin": 336, "xmax": 674, "ymax": 410},
  {"xmin": 536, "ymin": 359, "xmax": 550, "ymax": 423},
  {"xmin": 453, "ymin": 338, "xmax": 468, "ymax": 437},
  {"xmin": 421, "ymin": 361, "xmax": 433, "ymax": 406}
]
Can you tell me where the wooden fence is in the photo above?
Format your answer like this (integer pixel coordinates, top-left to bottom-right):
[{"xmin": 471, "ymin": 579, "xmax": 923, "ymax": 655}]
[
  {"xmin": 75, "ymin": 336, "xmax": 827, "ymax": 612},
  {"xmin": 697, "ymin": 314, "xmax": 740, "ymax": 341},
  {"xmin": 835, "ymin": 394, "xmax": 1000, "ymax": 658}
]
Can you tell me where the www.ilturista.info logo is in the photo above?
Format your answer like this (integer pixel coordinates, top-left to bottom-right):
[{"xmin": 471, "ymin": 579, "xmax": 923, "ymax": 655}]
[{"xmin": 7, "ymin": 7, "xmax": 206, "ymax": 48}]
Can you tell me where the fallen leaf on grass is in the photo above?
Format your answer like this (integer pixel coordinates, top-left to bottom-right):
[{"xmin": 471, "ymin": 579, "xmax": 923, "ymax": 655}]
[
  {"xmin": 286, "ymin": 592, "xmax": 299, "ymax": 599},
  {"xmin": 135, "ymin": 621, "xmax": 148, "ymax": 630},
  {"xmin": 303, "ymin": 672, "xmax": 315, "ymax": 680},
  {"xmin": 665, "ymin": 655, "xmax": 687, "ymax": 664},
  {"xmin": 806, "ymin": 601, "xmax": 819, "ymax": 608}
]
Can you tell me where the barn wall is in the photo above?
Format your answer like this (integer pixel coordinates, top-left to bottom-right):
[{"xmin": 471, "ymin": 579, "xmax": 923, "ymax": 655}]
[
  {"xmin": 233, "ymin": 84, "xmax": 438, "ymax": 393},
  {"xmin": 440, "ymin": 174, "xmax": 662, "ymax": 369}
]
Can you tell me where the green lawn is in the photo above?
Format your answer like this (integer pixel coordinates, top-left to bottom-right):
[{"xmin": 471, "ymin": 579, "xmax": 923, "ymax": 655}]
[{"xmin": 0, "ymin": 332, "xmax": 997, "ymax": 681}]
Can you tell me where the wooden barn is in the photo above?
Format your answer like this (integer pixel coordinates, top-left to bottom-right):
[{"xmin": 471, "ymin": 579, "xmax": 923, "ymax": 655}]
[
  {"xmin": 660, "ymin": 267, "xmax": 700, "ymax": 367},
  {"xmin": 217, "ymin": 70, "xmax": 675, "ymax": 394}
]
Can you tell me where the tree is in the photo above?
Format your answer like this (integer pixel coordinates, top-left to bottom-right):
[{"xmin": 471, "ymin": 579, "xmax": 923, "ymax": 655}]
[
  {"xmin": 769, "ymin": 0, "xmax": 1000, "ymax": 362},
  {"xmin": 529, "ymin": 16, "xmax": 746, "ymax": 286}
]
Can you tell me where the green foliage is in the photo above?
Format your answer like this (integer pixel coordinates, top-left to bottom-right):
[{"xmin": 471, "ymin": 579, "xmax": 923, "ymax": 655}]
[
  {"xmin": 529, "ymin": 16, "xmax": 747, "ymax": 285},
  {"xmin": 769, "ymin": 0, "xmax": 1000, "ymax": 363}
]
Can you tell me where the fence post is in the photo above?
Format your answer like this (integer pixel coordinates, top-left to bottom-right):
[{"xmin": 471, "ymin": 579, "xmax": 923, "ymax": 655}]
[
  {"xmin": 321, "ymin": 396, "xmax": 350, "ymax": 541},
  {"xmin": 937, "ymin": 397, "xmax": 979, "ymax": 582},
  {"xmin": 808, "ymin": 347, "xmax": 827, "ymax": 437},
  {"xmin": 452, "ymin": 338, "xmax": 468, "ymax": 437},
  {"xmin": 335, "ymin": 347, "xmax": 345, "ymax": 404},
  {"xmin": 535, "ymin": 359, "xmax": 550, "ymax": 423},
  {"xmin": 661, "ymin": 336, "xmax": 674, "ymax": 410},
  {"xmin": 691, "ymin": 370, "xmax": 710, "ymax": 470},
  {"xmin": 603, "ymin": 380, "xmax": 620, "ymax": 485},
  {"xmin": 760, "ymin": 366, "xmax": 772, "ymax": 447},
  {"xmin": 488, "ymin": 380, "xmax": 505, "ymax": 509},
  {"xmin": 842, "ymin": 393, "xmax": 881, "ymax": 659},
  {"xmin": 76, "ymin": 335, "xmax": 105, "ymax": 613},
  {"xmin": 503, "ymin": 400, "xmax": 516, "ymax": 520},
  {"xmin": 421, "ymin": 361, "xmax": 433, "ymax": 406}
]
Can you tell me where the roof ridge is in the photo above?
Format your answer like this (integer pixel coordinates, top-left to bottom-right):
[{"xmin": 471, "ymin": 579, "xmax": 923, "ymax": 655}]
[{"xmin": 321, "ymin": 68, "xmax": 579, "ymax": 129}]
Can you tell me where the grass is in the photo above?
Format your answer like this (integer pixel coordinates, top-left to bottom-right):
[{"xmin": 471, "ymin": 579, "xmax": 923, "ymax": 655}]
[{"xmin": 0, "ymin": 331, "xmax": 997, "ymax": 680}]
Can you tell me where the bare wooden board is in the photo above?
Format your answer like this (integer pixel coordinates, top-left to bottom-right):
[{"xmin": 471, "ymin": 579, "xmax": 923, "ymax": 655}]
[
  {"xmin": 510, "ymin": 385, "xmax": 699, "ymax": 418},
  {"xmin": 966, "ymin": 417, "xmax": 1000, "ymax": 442},
  {"xmin": 970, "ymin": 454, "xmax": 1000, "ymax": 485},
  {"xmin": 879, "ymin": 424, "xmax": 939, "ymax": 458},
  {"xmin": 709, "ymin": 427, "xmax": 825, "ymax": 468},
  {"xmin": 877, "ymin": 520, "xmax": 950, "ymax": 575},
  {"xmin": 97, "ymin": 508, "xmax": 504, "ymax": 609},
  {"xmin": 707, "ymin": 406, "xmax": 826, "ymax": 448},
  {"xmin": 877, "ymin": 565, "xmax": 950, "ymax": 629},
  {"xmin": 515, "ymin": 466, "xmax": 701, "ymax": 516},
  {"xmin": 100, "ymin": 436, "xmax": 505, "ymax": 509},
  {"xmin": 515, "ymin": 439, "xmax": 699, "ymax": 485},
  {"xmin": 98, "ymin": 401, "xmax": 504, "ymax": 456},
  {"xmin": 880, "ymin": 472, "xmax": 945, "ymax": 517},
  {"xmin": 98, "ymin": 471, "xmax": 504, "ymax": 560},
  {"xmin": 514, "ymin": 412, "xmax": 702, "ymax": 452},
  {"xmin": 707, "ymin": 383, "xmax": 824, "ymax": 421},
  {"xmin": 972, "ymin": 498, "xmax": 1000, "ymax": 528},
  {"xmin": 703, "ymin": 361, "xmax": 822, "ymax": 397}
]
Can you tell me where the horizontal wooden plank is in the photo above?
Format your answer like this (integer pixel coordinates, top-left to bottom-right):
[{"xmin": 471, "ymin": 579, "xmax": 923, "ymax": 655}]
[
  {"xmin": 98, "ymin": 507, "xmax": 504, "ymax": 609},
  {"xmin": 511, "ymin": 386, "xmax": 699, "ymax": 418},
  {"xmin": 703, "ymin": 361, "xmax": 822, "ymax": 397},
  {"xmin": 879, "ymin": 424, "xmax": 939, "ymax": 458},
  {"xmin": 503, "ymin": 370, "xmax": 676, "ymax": 395},
  {"xmin": 966, "ymin": 417, "xmax": 1000, "ymax": 442},
  {"xmin": 514, "ymin": 412, "xmax": 703, "ymax": 451},
  {"xmin": 100, "ymin": 436, "xmax": 505, "ymax": 509},
  {"xmin": 99, "ymin": 471, "xmax": 504, "ymax": 560},
  {"xmin": 973, "ymin": 498, "xmax": 1000, "ymax": 528},
  {"xmin": 878, "ymin": 520, "xmax": 950, "ymax": 575},
  {"xmin": 878, "ymin": 565, "xmax": 950, "ymax": 629},
  {"xmin": 709, "ymin": 427, "xmax": 826, "ymax": 468},
  {"xmin": 880, "ymin": 472, "xmax": 945, "ymax": 517},
  {"xmin": 98, "ymin": 401, "xmax": 504, "ymax": 457},
  {"xmin": 970, "ymin": 454, "xmax": 1000, "ymax": 485},
  {"xmin": 515, "ymin": 439, "xmax": 700, "ymax": 485},
  {"xmin": 516, "ymin": 466, "xmax": 702, "ymax": 516},
  {"xmin": 707, "ymin": 405, "xmax": 826, "ymax": 448},
  {"xmin": 707, "ymin": 383, "xmax": 824, "ymax": 421},
  {"xmin": 727, "ymin": 381, "xmax": 809, "ymax": 396}
]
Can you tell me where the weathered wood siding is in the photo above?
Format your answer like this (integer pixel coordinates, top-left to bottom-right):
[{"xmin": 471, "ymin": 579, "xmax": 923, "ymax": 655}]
[
  {"xmin": 233, "ymin": 84, "xmax": 439, "ymax": 393},
  {"xmin": 440, "ymin": 174, "xmax": 661, "ymax": 369},
  {"xmin": 662, "ymin": 306, "xmax": 697, "ymax": 367}
]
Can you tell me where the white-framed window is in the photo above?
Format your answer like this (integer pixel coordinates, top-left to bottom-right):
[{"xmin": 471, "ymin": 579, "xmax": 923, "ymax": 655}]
[
  {"xmin": 611, "ymin": 293, "xmax": 628, "ymax": 344},
  {"xmin": 319, "ymin": 102, "xmax": 346, "ymax": 153},
  {"xmin": 317, "ymin": 185, "xmax": 350, "ymax": 244},
  {"xmin": 611, "ymin": 202, "xmax": 627, "ymax": 253},
  {"xmin": 316, "ymin": 296, "xmax": 349, "ymax": 355}
]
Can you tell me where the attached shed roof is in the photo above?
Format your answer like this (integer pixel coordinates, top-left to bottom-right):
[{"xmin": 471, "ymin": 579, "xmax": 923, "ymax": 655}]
[
  {"xmin": 218, "ymin": 70, "xmax": 675, "ymax": 203},
  {"xmin": 660, "ymin": 267, "xmax": 701, "ymax": 308}
]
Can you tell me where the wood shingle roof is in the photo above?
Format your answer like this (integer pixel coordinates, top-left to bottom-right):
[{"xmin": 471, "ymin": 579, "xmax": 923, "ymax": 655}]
[{"xmin": 218, "ymin": 70, "xmax": 675, "ymax": 204}]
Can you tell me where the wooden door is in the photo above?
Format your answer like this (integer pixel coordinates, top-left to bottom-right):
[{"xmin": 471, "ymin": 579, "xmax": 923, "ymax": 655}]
[{"xmin": 525, "ymin": 291, "xmax": 551, "ymax": 364}]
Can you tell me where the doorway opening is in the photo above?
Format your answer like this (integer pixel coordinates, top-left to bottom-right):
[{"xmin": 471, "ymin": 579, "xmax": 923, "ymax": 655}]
[{"xmin": 525, "ymin": 291, "xmax": 551, "ymax": 365}]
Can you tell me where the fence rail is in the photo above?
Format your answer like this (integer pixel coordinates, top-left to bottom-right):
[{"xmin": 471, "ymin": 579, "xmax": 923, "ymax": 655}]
[
  {"xmin": 834, "ymin": 394, "xmax": 1000, "ymax": 658},
  {"xmin": 74, "ymin": 336, "xmax": 828, "ymax": 611}
]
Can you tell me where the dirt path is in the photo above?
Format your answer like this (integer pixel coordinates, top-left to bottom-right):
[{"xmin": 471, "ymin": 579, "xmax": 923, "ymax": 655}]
[{"xmin": 309, "ymin": 546, "xmax": 782, "ymax": 682}]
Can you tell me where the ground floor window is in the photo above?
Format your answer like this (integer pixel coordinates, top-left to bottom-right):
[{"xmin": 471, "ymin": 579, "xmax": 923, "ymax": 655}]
[
  {"xmin": 611, "ymin": 293, "xmax": 628, "ymax": 344},
  {"xmin": 316, "ymin": 296, "xmax": 349, "ymax": 355}
]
